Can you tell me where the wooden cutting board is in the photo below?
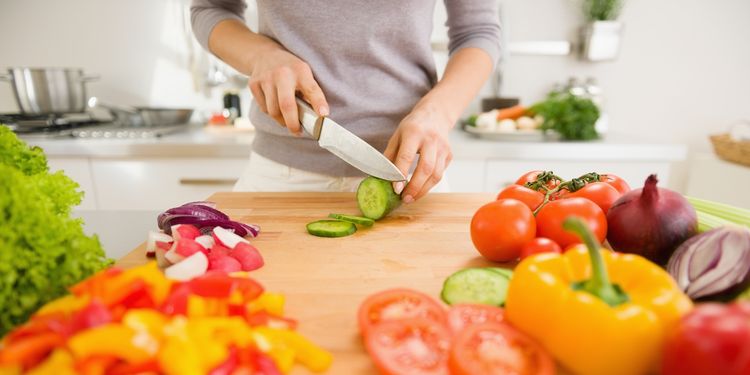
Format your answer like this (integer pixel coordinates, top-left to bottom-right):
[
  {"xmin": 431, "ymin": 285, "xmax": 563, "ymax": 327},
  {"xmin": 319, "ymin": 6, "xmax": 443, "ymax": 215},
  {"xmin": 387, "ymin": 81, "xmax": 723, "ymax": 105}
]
[{"xmin": 117, "ymin": 192, "xmax": 505, "ymax": 374}]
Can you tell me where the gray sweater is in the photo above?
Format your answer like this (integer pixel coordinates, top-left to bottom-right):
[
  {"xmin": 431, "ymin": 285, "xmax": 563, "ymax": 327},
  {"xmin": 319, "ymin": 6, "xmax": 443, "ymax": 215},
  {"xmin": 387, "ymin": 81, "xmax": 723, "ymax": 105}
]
[{"xmin": 191, "ymin": 0, "xmax": 501, "ymax": 176}]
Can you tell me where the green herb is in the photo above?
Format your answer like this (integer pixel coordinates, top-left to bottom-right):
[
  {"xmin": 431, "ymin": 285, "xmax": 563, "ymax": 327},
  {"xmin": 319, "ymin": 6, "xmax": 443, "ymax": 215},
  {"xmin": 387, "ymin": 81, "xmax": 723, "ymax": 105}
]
[
  {"xmin": 466, "ymin": 114, "xmax": 478, "ymax": 127},
  {"xmin": 0, "ymin": 126, "xmax": 111, "ymax": 336},
  {"xmin": 530, "ymin": 92, "xmax": 600, "ymax": 141},
  {"xmin": 583, "ymin": 0, "xmax": 624, "ymax": 22}
]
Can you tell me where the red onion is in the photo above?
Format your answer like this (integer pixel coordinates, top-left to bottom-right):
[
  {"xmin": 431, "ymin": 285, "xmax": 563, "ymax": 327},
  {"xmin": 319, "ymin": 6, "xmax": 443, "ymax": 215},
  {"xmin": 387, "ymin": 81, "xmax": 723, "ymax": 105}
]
[
  {"xmin": 667, "ymin": 226, "xmax": 750, "ymax": 300},
  {"xmin": 158, "ymin": 202, "xmax": 259, "ymax": 238},
  {"xmin": 606, "ymin": 174, "xmax": 697, "ymax": 264}
]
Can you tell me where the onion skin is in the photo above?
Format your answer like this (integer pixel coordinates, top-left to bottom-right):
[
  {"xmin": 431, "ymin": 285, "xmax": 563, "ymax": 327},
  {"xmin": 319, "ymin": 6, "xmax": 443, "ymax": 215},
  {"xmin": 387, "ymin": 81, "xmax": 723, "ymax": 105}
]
[{"xmin": 606, "ymin": 174, "xmax": 697, "ymax": 265}]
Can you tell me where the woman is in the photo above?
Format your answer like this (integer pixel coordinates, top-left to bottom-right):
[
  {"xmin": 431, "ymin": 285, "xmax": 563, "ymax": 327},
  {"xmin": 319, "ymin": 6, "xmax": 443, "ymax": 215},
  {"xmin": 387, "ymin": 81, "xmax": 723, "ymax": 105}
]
[{"xmin": 191, "ymin": 0, "xmax": 501, "ymax": 203}]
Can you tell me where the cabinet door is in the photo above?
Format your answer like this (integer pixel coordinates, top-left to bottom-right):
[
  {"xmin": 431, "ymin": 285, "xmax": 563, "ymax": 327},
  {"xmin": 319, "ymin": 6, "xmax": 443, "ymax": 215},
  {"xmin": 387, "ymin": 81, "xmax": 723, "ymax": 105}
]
[
  {"xmin": 443, "ymin": 159, "xmax": 486, "ymax": 192},
  {"xmin": 686, "ymin": 153, "xmax": 750, "ymax": 208},
  {"xmin": 47, "ymin": 158, "xmax": 97, "ymax": 210},
  {"xmin": 92, "ymin": 158, "xmax": 247, "ymax": 210},
  {"xmin": 484, "ymin": 160, "xmax": 672, "ymax": 193}
]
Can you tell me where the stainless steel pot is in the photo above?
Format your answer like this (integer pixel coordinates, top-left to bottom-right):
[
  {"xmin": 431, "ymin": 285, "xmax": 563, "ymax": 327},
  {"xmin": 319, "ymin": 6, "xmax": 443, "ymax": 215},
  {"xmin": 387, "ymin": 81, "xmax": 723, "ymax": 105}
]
[
  {"xmin": 0, "ymin": 67, "xmax": 98, "ymax": 114},
  {"xmin": 87, "ymin": 97, "xmax": 193, "ymax": 127}
]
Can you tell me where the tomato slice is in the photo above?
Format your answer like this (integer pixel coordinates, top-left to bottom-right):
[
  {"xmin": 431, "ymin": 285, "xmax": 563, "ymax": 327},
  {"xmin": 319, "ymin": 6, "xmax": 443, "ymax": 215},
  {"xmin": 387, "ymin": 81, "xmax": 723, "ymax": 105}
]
[
  {"xmin": 358, "ymin": 289, "xmax": 447, "ymax": 336},
  {"xmin": 365, "ymin": 318, "xmax": 451, "ymax": 375},
  {"xmin": 449, "ymin": 323, "xmax": 556, "ymax": 375},
  {"xmin": 447, "ymin": 304, "xmax": 505, "ymax": 335}
]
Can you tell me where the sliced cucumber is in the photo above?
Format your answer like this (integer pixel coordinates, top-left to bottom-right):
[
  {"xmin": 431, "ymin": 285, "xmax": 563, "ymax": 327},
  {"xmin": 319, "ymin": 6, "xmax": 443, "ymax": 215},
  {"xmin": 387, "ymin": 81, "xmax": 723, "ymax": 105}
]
[
  {"xmin": 487, "ymin": 267, "xmax": 514, "ymax": 280},
  {"xmin": 357, "ymin": 176, "xmax": 401, "ymax": 220},
  {"xmin": 441, "ymin": 268, "xmax": 511, "ymax": 306},
  {"xmin": 328, "ymin": 213, "xmax": 375, "ymax": 227},
  {"xmin": 306, "ymin": 220, "xmax": 357, "ymax": 238}
]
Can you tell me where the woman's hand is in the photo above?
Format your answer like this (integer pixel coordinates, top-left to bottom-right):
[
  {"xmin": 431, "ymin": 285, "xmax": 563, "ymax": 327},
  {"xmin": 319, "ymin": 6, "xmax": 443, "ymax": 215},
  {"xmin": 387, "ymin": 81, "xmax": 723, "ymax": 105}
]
[
  {"xmin": 384, "ymin": 103, "xmax": 454, "ymax": 203},
  {"xmin": 248, "ymin": 49, "xmax": 329, "ymax": 135}
]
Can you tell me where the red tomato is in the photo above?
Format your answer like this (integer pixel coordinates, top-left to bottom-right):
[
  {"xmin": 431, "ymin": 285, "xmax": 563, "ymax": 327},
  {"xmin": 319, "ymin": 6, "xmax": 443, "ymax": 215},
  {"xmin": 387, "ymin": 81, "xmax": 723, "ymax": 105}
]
[
  {"xmin": 449, "ymin": 323, "xmax": 556, "ymax": 375},
  {"xmin": 600, "ymin": 174, "xmax": 631, "ymax": 194},
  {"xmin": 515, "ymin": 171, "xmax": 560, "ymax": 192},
  {"xmin": 470, "ymin": 199, "xmax": 536, "ymax": 262},
  {"xmin": 447, "ymin": 304, "xmax": 505, "ymax": 335},
  {"xmin": 662, "ymin": 302, "xmax": 750, "ymax": 375},
  {"xmin": 496, "ymin": 185, "xmax": 545, "ymax": 211},
  {"xmin": 565, "ymin": 181, "xmax": 621, "ymax": 214},
  {"xmin": 358, "ymin": 289, "xmax": 446, "ymax": 336},
  {"xmin": 365, "ymin": 318, "xmax": 451, "ymax": 375},
  {"xmin": 519, "ymin": 238, "xmax": 563, "ymax": 260},
  {"xmin": 536, "ymin": 198, "xmax": 607, "ymax": 248}
]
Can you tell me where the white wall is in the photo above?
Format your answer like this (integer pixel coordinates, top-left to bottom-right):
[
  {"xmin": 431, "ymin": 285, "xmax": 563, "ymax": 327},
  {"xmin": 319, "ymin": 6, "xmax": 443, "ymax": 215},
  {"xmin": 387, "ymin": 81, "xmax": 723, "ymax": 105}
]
[{"xmin": 1, "ymin": 0, "xmax": 749, "ymax": 188}]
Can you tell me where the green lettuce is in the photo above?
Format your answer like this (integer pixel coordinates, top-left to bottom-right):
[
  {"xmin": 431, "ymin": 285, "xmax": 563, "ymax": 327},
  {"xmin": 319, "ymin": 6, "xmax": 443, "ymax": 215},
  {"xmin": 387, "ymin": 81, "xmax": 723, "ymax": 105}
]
[{"xmin": 0, "ymin": 126, "xmax": 111, "ymax": 335}]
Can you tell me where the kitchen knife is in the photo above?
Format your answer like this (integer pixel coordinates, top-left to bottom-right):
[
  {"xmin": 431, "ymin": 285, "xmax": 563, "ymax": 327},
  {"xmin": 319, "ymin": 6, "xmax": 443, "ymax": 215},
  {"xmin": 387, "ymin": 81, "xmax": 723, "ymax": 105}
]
[{"xmin": 296, "ymin": 97, "xmax": 406, "ymax": 182}]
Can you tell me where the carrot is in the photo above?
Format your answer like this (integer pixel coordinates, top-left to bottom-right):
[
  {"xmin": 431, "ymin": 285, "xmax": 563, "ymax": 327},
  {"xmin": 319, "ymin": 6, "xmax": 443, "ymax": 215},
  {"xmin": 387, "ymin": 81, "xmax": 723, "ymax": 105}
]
[{"xmin": 496, "ymin": 105, "xmax": 527, "ymax": 120}]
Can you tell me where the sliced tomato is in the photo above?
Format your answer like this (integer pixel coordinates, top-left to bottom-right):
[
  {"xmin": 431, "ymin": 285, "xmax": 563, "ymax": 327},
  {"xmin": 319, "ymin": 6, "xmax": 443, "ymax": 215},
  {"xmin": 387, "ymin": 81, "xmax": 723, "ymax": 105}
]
[
  {"xmin": 449, "ymin": 323, "xmax": 556, "ymax": 375},
  {"xmin": 358, "ymin": 289, "xmax": 447, "ymax": 336},
  {"xmin": 365, "ymin": 318, "xmax": 451, "ymax": 375},
  {"xmin": 447, "ymin": 304, "xmax": 505, "ymax": 335}
]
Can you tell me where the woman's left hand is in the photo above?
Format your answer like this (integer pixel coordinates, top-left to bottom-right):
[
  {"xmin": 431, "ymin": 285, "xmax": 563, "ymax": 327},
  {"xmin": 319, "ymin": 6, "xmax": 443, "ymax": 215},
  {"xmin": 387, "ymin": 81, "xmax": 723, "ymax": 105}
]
[{"xmin": 384, "ymin": 103, "xmax": 454, "ymax": 203}]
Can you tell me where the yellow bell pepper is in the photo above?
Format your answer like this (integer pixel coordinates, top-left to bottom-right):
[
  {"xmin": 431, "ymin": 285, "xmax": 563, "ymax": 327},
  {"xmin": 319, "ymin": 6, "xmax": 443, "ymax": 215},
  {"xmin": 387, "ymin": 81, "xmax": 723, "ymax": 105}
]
[
  {"xmin": 247, "ymin": 292, "xmax": 286, "ymax": 316},
  {"xmin": 254, "ymin": 327, "xmax": 333, "ymax": 373},
  {"xmin": 505, "ymin": 218, "xmax": 692, "ymax": 375},
  {"xmin": 68, "ymin": 324, "xmax": 153, "ymax": 364},
  {"xmin": 34, "ymin": 294, "xmax": 90, "ymax": 317},
  {"xmin": 26, "ymin": 350, "xmax": 76, "ymax": 375}
]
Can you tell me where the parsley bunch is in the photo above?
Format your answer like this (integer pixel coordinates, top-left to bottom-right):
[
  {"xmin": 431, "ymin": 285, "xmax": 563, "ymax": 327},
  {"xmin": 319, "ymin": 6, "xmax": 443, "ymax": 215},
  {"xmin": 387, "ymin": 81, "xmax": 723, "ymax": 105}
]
[{"xmin": 530, "ymin": 92, "xmax": 601, "ymax": 141}]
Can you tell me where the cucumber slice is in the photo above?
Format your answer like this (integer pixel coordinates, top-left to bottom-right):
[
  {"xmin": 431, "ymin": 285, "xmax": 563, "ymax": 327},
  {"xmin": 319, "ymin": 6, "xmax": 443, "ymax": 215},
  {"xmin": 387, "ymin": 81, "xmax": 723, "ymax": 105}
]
[
  {"xmin": 487, "ymin": 267, "xmax": 514, "ymax": 279},
  {"xmin": 441, "ymin": 268, "xmax": 511, "ymax": 306},
  {"xmin": 328, "ymin": 213, "xmax": 375, "ymax": 227},
  {"xmin": 306, "ymin": 220, "xmax": 357, "ymax": 238},
  {"xmin": 357, "ymin": 176, "xmax": 401, "ymax": 220}
]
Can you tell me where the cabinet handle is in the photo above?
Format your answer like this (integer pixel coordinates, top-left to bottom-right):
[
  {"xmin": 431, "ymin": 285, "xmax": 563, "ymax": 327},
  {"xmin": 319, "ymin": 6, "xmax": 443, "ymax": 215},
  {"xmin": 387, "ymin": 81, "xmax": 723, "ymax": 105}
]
[{"xmin": 179, "ymin": 178, "xmax": 237, "ymax": 186}]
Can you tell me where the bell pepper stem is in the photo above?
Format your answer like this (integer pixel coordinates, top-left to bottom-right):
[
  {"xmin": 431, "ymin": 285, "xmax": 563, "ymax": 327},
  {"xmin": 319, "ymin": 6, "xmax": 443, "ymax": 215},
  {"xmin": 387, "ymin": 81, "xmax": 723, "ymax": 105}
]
[{"xmin": 564, "ymin": 217, "xmax": 629, "ymax": 307}]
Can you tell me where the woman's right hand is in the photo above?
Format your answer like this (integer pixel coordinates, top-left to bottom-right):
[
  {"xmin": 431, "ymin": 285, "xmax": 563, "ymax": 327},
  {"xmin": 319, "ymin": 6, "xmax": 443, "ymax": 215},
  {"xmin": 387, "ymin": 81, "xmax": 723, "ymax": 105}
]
[{"xmin": 248, "ymin": 49, "xmax": 329, "ymax": 135}]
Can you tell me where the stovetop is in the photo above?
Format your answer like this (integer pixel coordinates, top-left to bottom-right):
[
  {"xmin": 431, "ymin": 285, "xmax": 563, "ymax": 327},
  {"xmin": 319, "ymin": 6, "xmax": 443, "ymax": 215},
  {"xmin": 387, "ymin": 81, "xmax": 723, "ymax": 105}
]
[{"xmin": 1, "ymin": 112, "xmax": 187, "ymax": 139}]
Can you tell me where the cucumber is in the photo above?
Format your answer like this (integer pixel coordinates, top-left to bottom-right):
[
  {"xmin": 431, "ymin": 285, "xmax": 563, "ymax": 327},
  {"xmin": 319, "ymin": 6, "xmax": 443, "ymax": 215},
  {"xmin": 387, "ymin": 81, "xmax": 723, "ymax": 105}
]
[
  {"xmin": 328, "ymin": 213, "xmax": 375, "ymax": 227},
  {"xmin": 357, "ymin": 176, "xmax": 401, "ymax": 220},
  {"xmin": 441, "ymin": 268, "xmax": 511, "ymax": 306},
  {"xmin": 306, "ymin": 220, "xmax": 357, "ymax": 238},
  {"xmin": 487, "ymin": 267, "xmax": 514, "ymax": 279}
]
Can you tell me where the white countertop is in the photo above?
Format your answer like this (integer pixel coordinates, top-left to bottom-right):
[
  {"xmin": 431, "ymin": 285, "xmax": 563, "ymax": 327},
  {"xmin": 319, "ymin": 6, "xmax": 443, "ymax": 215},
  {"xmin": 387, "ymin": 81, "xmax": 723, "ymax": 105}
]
[{"xmin": 23, "ymin": 125, "xmax": 688, "ymax": 161}]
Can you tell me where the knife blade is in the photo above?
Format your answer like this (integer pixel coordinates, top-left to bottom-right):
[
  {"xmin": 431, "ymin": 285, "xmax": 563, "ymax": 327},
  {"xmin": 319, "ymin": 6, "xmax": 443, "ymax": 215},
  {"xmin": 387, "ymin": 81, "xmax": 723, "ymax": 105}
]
[{"xmin": 296, "ymin": 97, "xmax": 406, "ymax": 182}]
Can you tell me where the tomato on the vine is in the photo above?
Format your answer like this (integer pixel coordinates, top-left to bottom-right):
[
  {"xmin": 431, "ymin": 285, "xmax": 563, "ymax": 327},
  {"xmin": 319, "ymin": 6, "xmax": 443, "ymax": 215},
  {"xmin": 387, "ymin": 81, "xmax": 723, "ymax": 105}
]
[
  {"xmin": 600, "ymin": 174, "xmax": 630, "ymax": 194},
  {"xmin": 565, "ymin": 181, "xmax": 621, "ymax": 214},
  {"xmin": 519, "ymin": 238, "xmax": 562, "ymax": 260},
  {"xmin": 470, "ymin": 199, "xmax": 536, "ymax": 262},
  {"xmin": 515, "ymin": 171, "xmax": 560, "ymax": 192},
  {"xmin": 536, "ymin": 198, "xmax": 607, "ymax": 248},
  {"xmin": 496, "ymin": 185, "xmax": 544, "ymax": 211}
]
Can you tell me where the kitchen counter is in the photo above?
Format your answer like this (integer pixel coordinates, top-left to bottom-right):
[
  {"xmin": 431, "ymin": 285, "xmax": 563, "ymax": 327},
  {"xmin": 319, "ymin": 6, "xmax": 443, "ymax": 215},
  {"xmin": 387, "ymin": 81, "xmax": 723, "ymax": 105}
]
[
  {"xmin": 117, "ymin": 192, "xmax": 499, "ymax": 375},
  {"xmin": 23, "ymin": 125, "xmax": 687, "ymax": 161}
]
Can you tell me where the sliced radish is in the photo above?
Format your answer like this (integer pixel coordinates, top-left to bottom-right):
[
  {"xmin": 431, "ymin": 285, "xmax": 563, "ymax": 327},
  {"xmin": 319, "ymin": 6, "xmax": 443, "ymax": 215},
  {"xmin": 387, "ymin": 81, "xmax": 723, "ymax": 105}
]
[
  {"xmin": 195, "ymin": 235, "xmax": 215, "ymax": 250},
  {"xmin": 230, "ymin": 243, "xmax": 264, "ymax": 271},
  {"xmin": 211, "ymin": 244, "xmax": 232, "ymax": 256},
  {"xmin": 165, "ymin": 252, "xmax": 208, "ymax": 281},
  {"xmin": 207, "ymin": 253, "xmax": 242, "ymax": 273},
  {"xmin": 155, "ymin": 247, "xmax": 171, "ymax": 268},
  {"xmin": 171, "ymin": 224, "xmax": 201, "ymax": 241},
  {"xmin": 146, "ymin": 231, "xmax": 173, "ymax": 257},
  {"xmin": 165, "ymin": 243, "xmax": 184, "ymax": 264},
  {"xmin": 212, "ymin": 226, "xmax": 249, "ymax": 249},
  {"xmin": 173, "ymin": 238, "xmax": 206, "ymax": 257}
]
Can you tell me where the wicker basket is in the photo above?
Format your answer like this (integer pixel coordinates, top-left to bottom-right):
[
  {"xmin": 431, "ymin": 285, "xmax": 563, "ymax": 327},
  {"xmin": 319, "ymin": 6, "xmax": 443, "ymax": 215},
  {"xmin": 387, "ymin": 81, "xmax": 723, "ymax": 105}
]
[{"xmin": 711, "ymin": 133, "xmax": 750, "ymax": 167}]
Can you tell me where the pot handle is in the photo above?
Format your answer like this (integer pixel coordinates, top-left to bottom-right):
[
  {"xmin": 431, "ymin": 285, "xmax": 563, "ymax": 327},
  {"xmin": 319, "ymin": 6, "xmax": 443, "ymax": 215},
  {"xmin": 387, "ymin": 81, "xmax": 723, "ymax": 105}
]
[
  {"xmin": 78, "ymin": 75, "xmax": 100, "ymax": 82},
  {"xmin": 0, "ymin": 74, "xmax": 11, "ymax": 82}
]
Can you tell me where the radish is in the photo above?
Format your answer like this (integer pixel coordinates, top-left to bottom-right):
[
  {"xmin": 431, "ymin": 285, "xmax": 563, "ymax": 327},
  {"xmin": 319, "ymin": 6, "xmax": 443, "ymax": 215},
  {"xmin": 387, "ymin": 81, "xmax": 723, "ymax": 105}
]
[
  {"xmin": 173, "ymin": 238, "xmax": 206, "ymax": 257},
  {"xmin": 165, "ymin": 252, "xmax": 208, "ymax": 281},
  {"xmin": 211, "ymin": 244, "xmax": 232, "ymax": 256},
  {"xmin": 208, "ymin": 253, "xmax": 242, "ymax": 273},
  {"xmin": 230, "ymin": 243, "xmax": 264, "ymax": 271},
  {"xmin": 145, "ymin": 231, "xmax": 173, "ymax": 257},
  {"xmin": 195, "ymin": 234, "xmax": 215, "ymax": 250},
  {"xmin": 164, "ymin": 247, "xmax": 184, "ymax": 264},
  {"xmin": 213, "ymin": 226, "xmax": 249, "ymax": 249},
  {"xmin": 171, "ymin": 224, "xmax": 202, "ymax": 241},
  {"xmin": 155, "ymin": 247, "xmax": 171, "ymax": 268}
]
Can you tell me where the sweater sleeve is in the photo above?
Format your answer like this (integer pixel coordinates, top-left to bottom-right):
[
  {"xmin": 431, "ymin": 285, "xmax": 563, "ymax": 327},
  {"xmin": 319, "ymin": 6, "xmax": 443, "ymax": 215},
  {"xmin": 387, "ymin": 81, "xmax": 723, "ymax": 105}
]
[
  {"xmin": 190, "ymin": 0, "xmax": 247, "ymax": 52},
  {"xmin": 443, "ymin": 0, "xmax": 502, "ymax": 66}
]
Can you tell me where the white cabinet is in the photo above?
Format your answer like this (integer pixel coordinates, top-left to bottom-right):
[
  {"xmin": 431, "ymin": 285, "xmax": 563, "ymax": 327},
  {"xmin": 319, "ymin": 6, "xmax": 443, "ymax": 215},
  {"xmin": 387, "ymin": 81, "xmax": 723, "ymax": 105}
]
[
  {"xmin": 47, "ymin": 158, "xmax": 97, "ymax": 210},
  {"xmin": 482, "ymin": 160, "xmax": 672, "ymax": 193},
  {"xmin": 444, "ymin": 159, "xmax": 486, "ymax": 193},
  {"xmin": 686, "ymin": 153, "xmax": 750, "ymax": 208},
  {"xmin": 91, "ymin": 158, "xmax": 247, "ymax": 210}
]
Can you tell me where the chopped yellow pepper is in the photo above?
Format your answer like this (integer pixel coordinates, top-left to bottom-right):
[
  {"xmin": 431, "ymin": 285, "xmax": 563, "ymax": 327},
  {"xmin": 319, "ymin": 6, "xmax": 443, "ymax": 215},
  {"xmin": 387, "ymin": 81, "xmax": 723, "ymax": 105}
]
[
  {"xmin": 68, "ymin": 324, "xmax": 153, "ymax": 364},
  {"xmin": 506, "ymin": 218, "xmax": 693, "ymax": 375},
  {"xmin": 26, "ymin": 350, "xmax": 75, "ymax": 375}
]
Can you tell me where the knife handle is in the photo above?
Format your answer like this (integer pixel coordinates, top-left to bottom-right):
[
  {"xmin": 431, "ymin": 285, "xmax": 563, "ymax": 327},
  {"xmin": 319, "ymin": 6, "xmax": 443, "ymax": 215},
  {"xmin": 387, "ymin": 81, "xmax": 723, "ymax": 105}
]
[{"xmin": 296, "ymin": 97, "xmax": 324, "ymax": 140}]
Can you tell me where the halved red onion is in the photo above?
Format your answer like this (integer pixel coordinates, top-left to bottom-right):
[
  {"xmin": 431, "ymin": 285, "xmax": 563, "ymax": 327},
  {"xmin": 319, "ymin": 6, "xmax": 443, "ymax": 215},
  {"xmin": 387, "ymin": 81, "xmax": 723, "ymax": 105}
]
[{"xmin": 158, "ymin": 202, "xmax": 259, "ymax": 238}]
